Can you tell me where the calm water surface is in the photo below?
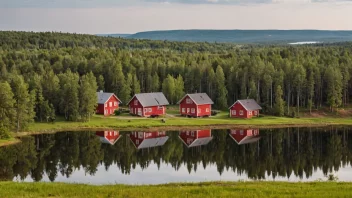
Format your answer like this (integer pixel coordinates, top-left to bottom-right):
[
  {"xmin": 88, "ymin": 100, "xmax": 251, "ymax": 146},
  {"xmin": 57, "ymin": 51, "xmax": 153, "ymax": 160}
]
[{"xmin": 1, "ymin": 127, "xmax": 352, "ymax": 184}]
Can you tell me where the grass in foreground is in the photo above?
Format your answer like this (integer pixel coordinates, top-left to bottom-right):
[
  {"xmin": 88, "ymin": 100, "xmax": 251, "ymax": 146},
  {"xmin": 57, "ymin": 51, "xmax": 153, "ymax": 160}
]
[{"xmin": 0, "ymin": 182, "xmax": 351, "ymax": 198}]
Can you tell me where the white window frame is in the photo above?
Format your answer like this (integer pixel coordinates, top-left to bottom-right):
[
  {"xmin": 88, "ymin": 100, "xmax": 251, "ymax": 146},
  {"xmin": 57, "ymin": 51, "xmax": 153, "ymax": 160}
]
[
  {"xmin": 191, "ymin": 108, "xmax": 195, "ymax": 113},
  {"xmin": 191, "ymin": 131, "xmax": 195, "ymax": 137},
  {"xmin": 158, "ymin": 106, "xmax": 163, "ymax": 110},
  {"xmin": 239, "ymin": 110, "xmax": 244, "ymax": 116},
  {"xmin": 109, "ymin": 102, "xmax": 112, "ymax": 107},
  {"xmin": 186, "ymin": 98, "xmax": 192, "ymax": 104},
  {"xmin": 206, "ymin": 108, "xmax": 209, "ymax": 113},
  {"xmin": 254, "ymin": 111, "xmax": 258, "ymax": 115},
  {"xmin": 114, "ymin": 102, "xmax": 118, "ymax": 106},
  {"xmin": 249, "ymin": 111, "xmax": 252, "ymax": 116},
  {"xmin": 105, "ymin": 103, "xmax": 107, "ymax": 108},
  {"xmin": 134, "ymin": 100, "xmax": 138, "ymax": 105},
  {"xmin": 182, "ymin": 108, "xmax": 185, "ymax": 113},
  {"xmin": 148, "ymin": 108, "xmax": 152, "ymax": 112},
  {"xmin": 232, "ymin": 110, "xmax": 236, "ymax": 115}
]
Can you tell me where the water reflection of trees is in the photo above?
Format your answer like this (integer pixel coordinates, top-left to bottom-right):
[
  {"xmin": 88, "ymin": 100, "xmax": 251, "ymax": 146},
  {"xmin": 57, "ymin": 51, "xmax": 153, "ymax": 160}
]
[{"xmin": 0, "ymin": 127, "xmax": 350, "ymax": 182}]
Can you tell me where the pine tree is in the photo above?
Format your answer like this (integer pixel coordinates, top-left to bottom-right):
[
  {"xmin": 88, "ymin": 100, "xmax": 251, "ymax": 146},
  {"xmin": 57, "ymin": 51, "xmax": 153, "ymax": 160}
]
[
  {"xmin": 97, "ymin": 75, "xmax": 105, "ymax": 91},
  {"xmin": 274, "ymin": 85, "xmax": 285, "ymax": 117},
  {"xmin": 162, "ymin": 75, "xmax": 175, "ymax": 104},
  {"xmin": 58, "ymin": 70, "xmax": 80, "ymax": 121},
  {"xmin": 132, "ymin": 74, "xmax": 141, "ymax": 95},
  {"xmin": 0, "ymin": 82, "xmax": 15, "ymax": 136},
  {"xmin": 174, "ymin": 75, "xmax": 185, "ymax": 103},
  {"xmin": 215, "ymin": 66, "xmax": 228, "ymax": 110},
  {"xmin": 151, "ymin": 73, "xmax": 160, "ymax": 92},
  {"xmin": 10, "ymin": 75, "xmax": 35, "ymax": 132},
  {"xmin": 79, "ymin": 72, "xmax": 98, "ymax": 121},
  {"xmin": 120, "ymin": 74, "xmax": 132, "ymax": 104},
  {"xmin": 325, "ymin": 67, "xmax": 343, "ymax": 112}
]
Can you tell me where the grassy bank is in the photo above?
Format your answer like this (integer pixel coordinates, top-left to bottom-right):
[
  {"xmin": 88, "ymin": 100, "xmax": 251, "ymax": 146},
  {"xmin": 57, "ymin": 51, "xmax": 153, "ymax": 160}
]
[{"xmin": 0, "ymin": 181, "xmax": 351, "ymax": 198}]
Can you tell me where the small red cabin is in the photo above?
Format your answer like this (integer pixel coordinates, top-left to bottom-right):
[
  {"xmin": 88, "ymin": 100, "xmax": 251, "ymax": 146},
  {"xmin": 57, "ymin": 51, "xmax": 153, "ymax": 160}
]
[
  {"xmin": 128, "ymin": 131, "xmax": 169, "ymax": 149},
  {"xmin": 177, "ymin": 93, "xmax": 213, "ymax": 117},
  {"xmin": 127, "ymin": 92, "xmax": 169, "ymax": 117},
  {"xmin": 96, "ymin": 131, "xmax": 122, "ymax": 145},
  {"xmin": 229, "ymin": 99, "xmax": 262, "ymax": 118},
  {"xmin": 96, "ymin": 91, "xmax": 122, "ymax": 116},
  {"xmin": 179, "ymin": 129, "xmax": 213, "ymax": 148},
  {"xmin": 229, "ymin": 129, "xmax": 260, "ymax": 145}
]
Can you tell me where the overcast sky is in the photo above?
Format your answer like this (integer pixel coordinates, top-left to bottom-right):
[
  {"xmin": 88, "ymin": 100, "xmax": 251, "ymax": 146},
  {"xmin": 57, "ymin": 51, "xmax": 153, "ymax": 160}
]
[{"xmin": 1, "ymin": 0, "xmax": 352, "ymax": 34}]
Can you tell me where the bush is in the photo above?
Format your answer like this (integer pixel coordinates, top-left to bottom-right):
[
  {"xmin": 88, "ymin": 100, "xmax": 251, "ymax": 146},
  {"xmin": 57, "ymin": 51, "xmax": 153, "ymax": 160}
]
[
  {"xmin": 114, "ymin": 109, "xmax": 121, "ymax": 116},
  {"xmin": 0, "ymin": 126, "xmax": 11, "ymax": 139}
]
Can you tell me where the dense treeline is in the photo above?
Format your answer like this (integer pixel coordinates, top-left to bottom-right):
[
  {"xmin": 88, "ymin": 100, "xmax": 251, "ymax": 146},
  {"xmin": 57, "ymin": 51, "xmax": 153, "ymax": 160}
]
[
  {"xmin": 1, "ymin": 31, "xmax": 352, "ymax": 135},
  {"xmin": 0, "ymin": 127, "xmax": 351, "ymax": 182}
]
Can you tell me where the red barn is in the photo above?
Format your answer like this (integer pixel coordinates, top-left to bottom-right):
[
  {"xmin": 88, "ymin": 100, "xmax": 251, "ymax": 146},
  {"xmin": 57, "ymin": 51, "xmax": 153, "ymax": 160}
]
[
  {"xmin": 179, "ymin": 129, "xmax": 213, "ymax": 148},
  {"xmin": 129, "ymin": 131, "xmax": 169, "ymax": 149},
  {"xmin": 229, "ymin": 129, "xmax": 260, "ymax": 145},
  {"xmin": 177, "ymin": 93, "xmax": 213, "ymax": 117},
  {"xmin": 127, "ymin": 92, "xmax": 169, "ymax": 117},
  {"xmin": 96, "ymin": 91, "xmax": 122, "ymax": 116},
  {"xmin": 96, "ymin": 131, "xmax": 122, "ymax": 145},
  {"xmin": 229, "ymin": 99, "xmax": 262, "ymax": 118}
]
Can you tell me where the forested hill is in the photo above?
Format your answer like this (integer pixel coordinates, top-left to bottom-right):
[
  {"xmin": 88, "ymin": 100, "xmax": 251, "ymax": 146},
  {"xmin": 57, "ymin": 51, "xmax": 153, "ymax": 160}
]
[
  {"xmin": 124, "ymin": 30, "xmax": 352, "ymax": 44},
  {"xmin": 0, "ymin": 31, "xmax": 352, "ymax": 137}
]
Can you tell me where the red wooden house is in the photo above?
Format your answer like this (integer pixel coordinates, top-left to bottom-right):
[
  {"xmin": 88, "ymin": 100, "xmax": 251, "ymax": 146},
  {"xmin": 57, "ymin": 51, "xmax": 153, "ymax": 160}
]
[
  {"xmin": 229, "ymin": 99, "xmax": 262, "ymax": 118},
  {"xmin": 179, "ymin": 129, "xmax": 213, "ymax": 148},
  {"xmin": 96, "ymin": 91, "xmax": 122, "ymax": 116},
  {"xmin": 229, "ymin": 129, "xmax": 260, "ymax": 145},
  {"xmin": 127, "ymin": 92, "xmax": 169, "ymax": 117},
  {"xmin": 177, "ymin": 93, "xmax": 213, "ymax": 117},
  {"xmin": 96, "ymin": 131, "xmax": 122, "ymax": 145},
  {"xmin": 128, "ymin": 131, "xmax": 169, "ymax": 149}
]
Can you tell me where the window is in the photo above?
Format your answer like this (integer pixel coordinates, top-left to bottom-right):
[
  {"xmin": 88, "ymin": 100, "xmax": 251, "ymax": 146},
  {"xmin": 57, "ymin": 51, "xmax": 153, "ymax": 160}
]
[
  {"xmin": 182, "ymin": 108, "xmax": 185, "ymax": 113},
  {"xmin": 232, "ymin": 110, "xmax": 236, "ymax": 115},
  {"xmin": 158, "ymin": 106, "xmax": 163, "ymax": 110},
  {"xmin": 114, "ymin": 102, "xmax": 118, "ymax": 106},
  {"xmin": 144, "ymin": 108, "xmax": 147, "ymax": 112},
  {"xmin": 191, "ymin": 108, "xmax": 195, "ymax": 113},
  {"xmin": 109, "ymin": 102, "xmax": 112, "ymax": 107},
  {"xmin": 134, "ymin": 100, "xmax": 138, "ymax": 105},
  {"xmin": 240, "ymin": 130, "xmax": 244, "ymax": 135},
  {"xmin": 206, "ymin": 108, "xmax": 209, "ymax": 113},
  {"xmin": 136, "ymin": 140, "xmax": 139, "ymax": 145},
  {"xmin": 148, "ymin": 108, "xmax": 152, "ymax": 112},
  {"xmin": 105, "ymin": 103, "xmax": 107, "ymax": 108},
  {"xmin": 186, "ymin": 131, "xmax": 190, "ymax": 135},
  {"xmin": 254, "ymin": 111, "xmax": 258, "ymax": 115},
  {"xmin": 239, "ymin": 110, "xmax": 244, "ymax": 116},
  {"xmin": 249, "ymin": 111, "xmax": 252, "ymax": 116},
  {"xmin": 186, "ymin": 98, "xmax": 192, "ymax": 104},
  {"xmin": 191, "ymin": 131, "xmax": 195, "ymax": 137}
]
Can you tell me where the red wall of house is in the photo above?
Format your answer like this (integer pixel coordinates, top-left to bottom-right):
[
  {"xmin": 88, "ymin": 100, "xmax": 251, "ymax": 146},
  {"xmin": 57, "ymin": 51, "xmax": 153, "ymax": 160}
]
[
  {"xmin": 129, "ymin": 131, "xmax": 166, "ymax": 147},
  {"xmin": 179, "ymin": 96, "xmax": 211, "ymax": 117},
  {"xmin": 229, "ymin": 103, "xmax": 259, "ymax": 118},
  {"xmin": 229, "ymin": 129, "xmax": 259, "ymax": 143},
  {"xmin": 129, "ymin": 97, "xmax": 144, "ymax": 116},
  {"xmin": 143, "ymin": 106, "xmax": 166, "ymax": 117},
  {"xmin": 96, "ymin": 96, "xmax": 120, "ymax": 116},
  {"xmin": 96, "ymin": 131, "xmax": 120, "ymax": 142},
  {"xmin": 128, "ymin": 97, "xmax": 166, "ymax": 117}
]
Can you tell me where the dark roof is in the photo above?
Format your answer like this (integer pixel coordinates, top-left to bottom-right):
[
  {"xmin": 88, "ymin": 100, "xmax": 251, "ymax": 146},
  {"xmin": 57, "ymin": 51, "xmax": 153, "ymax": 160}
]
[
  {"xmin": 96, "ymin": 91, "xmax": 122, "ymax": 104},
  {"xmin": 177, "ymin": 93, "xmax": 214, "ymax": 105},
  {"xmin": 229, "ymin": 99, "xmax": 262, "ymax": 110},
  {"xmin": 128, "ymin": 92, "xmax": 169, "ymax": 107}
]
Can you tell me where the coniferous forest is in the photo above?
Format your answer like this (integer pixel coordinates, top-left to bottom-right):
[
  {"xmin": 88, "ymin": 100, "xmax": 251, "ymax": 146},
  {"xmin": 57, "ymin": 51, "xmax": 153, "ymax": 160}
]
[{"xmin": 1, "ymin": 31, "xmax": 352, "ymax": 136}]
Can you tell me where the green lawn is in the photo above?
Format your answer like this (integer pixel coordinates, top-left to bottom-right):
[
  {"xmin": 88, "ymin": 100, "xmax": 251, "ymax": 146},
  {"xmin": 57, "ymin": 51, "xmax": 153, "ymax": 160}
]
[
  {"xmin": 0, "ymin": 181, "xmax": 351, "ymax": 198},
  {"xmin": 18, "ymin": 112, "xmax": 352, "ymax": 135}
]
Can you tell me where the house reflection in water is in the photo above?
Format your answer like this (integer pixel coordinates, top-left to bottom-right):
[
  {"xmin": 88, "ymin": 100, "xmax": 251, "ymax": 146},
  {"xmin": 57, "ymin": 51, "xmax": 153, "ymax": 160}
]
[
  {"xmin": 179, "ymin": 130, "xmax": 213, "ymax": 148},
  {"xmin": 96, "ymin": 131, "xmax": 122, "ymax": 145},
  {"xmin": 229, "ymin": 129, "xmax": 260, "ymax": 145},
  {"xmin": 129, "ymin": 131, "xmax": 169, "ymax": 149}
]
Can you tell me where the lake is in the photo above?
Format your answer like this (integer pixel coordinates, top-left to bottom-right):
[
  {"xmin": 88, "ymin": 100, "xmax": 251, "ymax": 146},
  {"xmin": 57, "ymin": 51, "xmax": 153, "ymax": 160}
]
[{"xmin": 1, "ymin": 127, "xmax": 351, "ymax": 185}]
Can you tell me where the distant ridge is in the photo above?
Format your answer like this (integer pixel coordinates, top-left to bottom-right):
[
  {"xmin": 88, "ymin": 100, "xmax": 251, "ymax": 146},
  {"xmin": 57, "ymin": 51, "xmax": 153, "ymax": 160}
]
[
  {"xmin": 103, "ymin": 30, "xmax": 352, "ymax": 44},
  {"xmin": 97, "ymin": 33, "xmax": 131, "ymax": 38}
]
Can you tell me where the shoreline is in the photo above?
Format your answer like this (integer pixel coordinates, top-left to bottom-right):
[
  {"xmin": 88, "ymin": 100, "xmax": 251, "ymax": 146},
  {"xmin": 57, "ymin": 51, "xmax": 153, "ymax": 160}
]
[
  {"xmin": 0, "ymin": 117, "xmax": 348, "ymax": 147},
  {"xmin": 0, "ymin": 181, "xmax": 351, "ymax": 197}
]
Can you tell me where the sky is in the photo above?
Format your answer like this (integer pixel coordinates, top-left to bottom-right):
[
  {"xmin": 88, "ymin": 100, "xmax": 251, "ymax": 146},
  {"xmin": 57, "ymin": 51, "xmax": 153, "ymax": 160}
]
[{"xmin": 0, "ymin": 0, "xmax": 352, "ymax": 34}]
